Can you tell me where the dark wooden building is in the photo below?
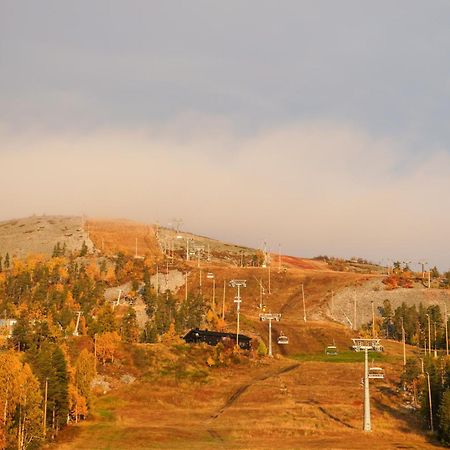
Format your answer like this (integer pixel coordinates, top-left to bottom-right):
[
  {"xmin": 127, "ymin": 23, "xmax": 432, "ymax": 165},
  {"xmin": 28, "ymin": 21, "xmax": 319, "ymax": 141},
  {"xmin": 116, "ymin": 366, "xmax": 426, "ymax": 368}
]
[{"xmin": 183, "ymin": 328, "xmax": 252, "ymax": 350}]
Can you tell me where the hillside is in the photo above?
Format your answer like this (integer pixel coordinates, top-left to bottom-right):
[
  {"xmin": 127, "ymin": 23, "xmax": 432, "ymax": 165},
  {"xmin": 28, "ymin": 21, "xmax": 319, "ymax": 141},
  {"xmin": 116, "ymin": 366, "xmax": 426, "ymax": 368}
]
[
  {"xmin": 0, "ymin": 215, "xmax": 93, "ymax": 258},
  {"xmin": 0, "ymin": 216, "xmax": 446, "ymax": 449}
]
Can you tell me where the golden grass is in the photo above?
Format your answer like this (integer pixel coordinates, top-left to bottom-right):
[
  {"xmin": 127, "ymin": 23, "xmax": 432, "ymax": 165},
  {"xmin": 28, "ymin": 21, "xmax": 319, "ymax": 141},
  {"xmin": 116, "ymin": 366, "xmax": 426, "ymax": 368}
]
[{"xmin": 86, "ymin": 218, "xmax": 162, "ymax": 259}]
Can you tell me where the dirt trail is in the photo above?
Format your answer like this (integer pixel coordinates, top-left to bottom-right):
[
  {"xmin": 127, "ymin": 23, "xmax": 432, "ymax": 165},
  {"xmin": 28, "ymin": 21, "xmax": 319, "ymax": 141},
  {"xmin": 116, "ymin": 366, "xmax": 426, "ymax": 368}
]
[{"xmin": 211, "ymin": 363, "xmax": 300, "ymax": 419}]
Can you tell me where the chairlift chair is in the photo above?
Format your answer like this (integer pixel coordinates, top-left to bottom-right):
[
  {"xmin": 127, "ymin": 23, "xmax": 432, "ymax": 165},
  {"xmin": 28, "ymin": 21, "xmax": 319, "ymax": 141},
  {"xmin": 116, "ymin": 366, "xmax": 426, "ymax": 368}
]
[
  {"xmin": 325, "ymin": 345, "xmax": 338, "ymax": 356},
  {"xmin": 368, "ymin": 367, "xmax": 384, "ymax": 379},
  {"xmin": 277, "ymin": 332, "xmax": 289, "ymax": 345}
]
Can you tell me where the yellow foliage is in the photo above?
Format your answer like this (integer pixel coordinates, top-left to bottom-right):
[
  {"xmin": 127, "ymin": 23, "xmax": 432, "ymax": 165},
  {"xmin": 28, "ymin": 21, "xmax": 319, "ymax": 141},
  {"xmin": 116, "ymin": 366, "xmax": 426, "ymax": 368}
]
[
  {"xmin": 96, "ymin": 331, "xmax": 121, "ymax": 365},
  {"xmin": 105, "ymin": 267, "xmax": 116, "ymax": 283},
  {"xmin": 85, "ymin": 262, "xmax": 100, "ymax": 280},
  {"xmin": 59, "ymin": 266, "xmax": 69, "ymax": 280}
]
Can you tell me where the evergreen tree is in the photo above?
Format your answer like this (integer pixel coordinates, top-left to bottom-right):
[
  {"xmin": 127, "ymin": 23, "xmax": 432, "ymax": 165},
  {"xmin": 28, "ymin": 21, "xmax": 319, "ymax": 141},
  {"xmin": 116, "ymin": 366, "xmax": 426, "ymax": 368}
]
[
  {"xmin": 11, "ymin": 313, "xmax": 32, "ymax": 351},
  {"xmin": 94, "ymin": 304, "xmax": 117, "ymax": 333},
  {"xmin": 79, "ymin": 241, "xmax": 88, "ymax": 257},
  {"xmin": 438, "ymin": 390, "xmax": 450, "ymax": 445},
  {"xmin": 120, "ymin": 306, "xmax": 139, "ymax": 343},
  {"xmin": 49, "ymin": 345, "xmax": 69, "ymax": 432}
]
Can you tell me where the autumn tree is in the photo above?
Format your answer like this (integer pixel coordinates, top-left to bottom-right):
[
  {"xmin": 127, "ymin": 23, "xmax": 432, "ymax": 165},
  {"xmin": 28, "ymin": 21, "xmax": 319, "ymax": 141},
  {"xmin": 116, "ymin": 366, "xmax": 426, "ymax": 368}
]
[{"xmin": 96, "ymin": 331, "xmax": 121, "ymax": 365}]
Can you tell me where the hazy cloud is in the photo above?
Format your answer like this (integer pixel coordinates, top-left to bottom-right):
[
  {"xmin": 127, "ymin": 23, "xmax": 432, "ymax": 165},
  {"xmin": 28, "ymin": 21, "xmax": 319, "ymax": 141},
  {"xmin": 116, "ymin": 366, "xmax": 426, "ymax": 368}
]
[{"xmin": 1, "ymin": 120, "xmax": 449, "ymax": 269}]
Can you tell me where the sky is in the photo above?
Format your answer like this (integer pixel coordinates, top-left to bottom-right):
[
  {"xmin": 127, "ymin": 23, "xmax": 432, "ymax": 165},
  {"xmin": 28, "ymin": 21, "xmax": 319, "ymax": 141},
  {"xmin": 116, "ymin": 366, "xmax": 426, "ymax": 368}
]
[{"xmin": 1, "ymin": 1, "xmax": 450, "ymax": 269}]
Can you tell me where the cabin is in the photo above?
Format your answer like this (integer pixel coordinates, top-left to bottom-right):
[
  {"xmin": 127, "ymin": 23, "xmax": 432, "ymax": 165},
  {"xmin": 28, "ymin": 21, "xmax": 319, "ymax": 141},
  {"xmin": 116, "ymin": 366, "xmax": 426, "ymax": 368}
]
[{"xmin": 183, "ymin": 328, "xmax": 252, "ymax": 350}]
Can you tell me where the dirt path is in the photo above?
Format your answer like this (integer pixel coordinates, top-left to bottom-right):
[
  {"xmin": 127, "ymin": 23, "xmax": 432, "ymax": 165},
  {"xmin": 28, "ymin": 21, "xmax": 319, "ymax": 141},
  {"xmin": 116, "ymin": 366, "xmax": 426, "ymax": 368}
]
[{"xmin": 210, "ymin": 363, "xmax": 301, "ymax": 419}]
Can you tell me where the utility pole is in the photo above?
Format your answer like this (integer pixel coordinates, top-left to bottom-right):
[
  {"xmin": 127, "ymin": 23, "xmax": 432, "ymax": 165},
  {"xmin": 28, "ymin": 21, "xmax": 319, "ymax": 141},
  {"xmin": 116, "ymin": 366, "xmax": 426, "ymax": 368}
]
[
  {"xmin": 43, "ymin": 378, "xmax": 48, "ymax": 437},
  {"xmin": 401, "ymin": 317, "xmax": 406, "ymax": 366},
  {"xmin": 185, "ymin": 272, "xmax": 188, "ymax": 301},
  {"xmin": 445, "ymin": 303, "xmax": 449, "ymax": 356},
  {"xmin": 363, "ymin": 347, "xmax": 371, "ymax": 432},
  {"xmin": 207, "ymin": 272, "xmax": 215, "ymax": 311},
  {"xmin": 94, "ymin": 333, "xmax": 97, "ymax": 371},
  {"xmin": 213, "ymin": 277, "xmax": 216, "ymax": 311},
  {"xmin": 426, "ymin": 371, "xmax": 434, "ymax": 432},
  {"xmin": 426, "ymin": 314, "xmax": 431, "ymax": 355},
  {"xmin": 156, "ymin": 265, "xmax": 159, "ymax": 299},
  {"xmin": 166, "ymin": 261, "xmax": 169, "ymax": 290},
  {"xmin": 278, "ymin": 243, "xmax": 281, "ymax": 273},
  {"xmin": 230, "ymin": 280, "xmax": 246, "ymax": 348},
  {"xmin": 353, "ymin": 295, "xmax": 357, "ymax": 331},
  {"xmin": 268, "ymin": 265, "xmax": 271, "ymax": 294},
  {"xmin": 371, "ymin": 301, "xmax": 375, "ymax": 338},
  {"xmin": 419, "ymin": 260, "xmax": 428, "ymax": 279},
  {"xmin": 222, "ymin": 280, "xmax": 226, "ymax": 320},
  {"xmin": 301, "ymin": 283, "xmax": 306, "ymax": 322},
  {"xmin": 434, "ymin": 322, "xmax": 438, "ymax": 358}
]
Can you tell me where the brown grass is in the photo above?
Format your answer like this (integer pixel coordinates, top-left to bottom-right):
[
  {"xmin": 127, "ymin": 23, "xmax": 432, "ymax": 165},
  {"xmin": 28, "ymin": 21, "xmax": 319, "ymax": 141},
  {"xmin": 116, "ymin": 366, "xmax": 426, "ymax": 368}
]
[{"xmin": 86, "ymin": 219, "xmax": 162, "ymax": 258}]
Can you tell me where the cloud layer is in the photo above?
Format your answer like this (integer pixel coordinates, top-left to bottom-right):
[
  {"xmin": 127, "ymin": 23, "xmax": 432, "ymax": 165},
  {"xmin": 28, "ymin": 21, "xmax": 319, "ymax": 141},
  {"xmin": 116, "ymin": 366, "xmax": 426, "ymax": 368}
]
[{"xmin": 2, "ymin": 119, "xmax": 449, "ymax": 269}]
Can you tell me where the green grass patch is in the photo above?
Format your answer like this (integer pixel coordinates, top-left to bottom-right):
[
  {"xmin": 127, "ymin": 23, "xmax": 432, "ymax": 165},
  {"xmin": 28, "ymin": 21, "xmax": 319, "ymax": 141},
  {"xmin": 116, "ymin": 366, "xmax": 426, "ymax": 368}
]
[{"xmin": 290, "ymin": 350, "xmax": 398, "ymax": 364}]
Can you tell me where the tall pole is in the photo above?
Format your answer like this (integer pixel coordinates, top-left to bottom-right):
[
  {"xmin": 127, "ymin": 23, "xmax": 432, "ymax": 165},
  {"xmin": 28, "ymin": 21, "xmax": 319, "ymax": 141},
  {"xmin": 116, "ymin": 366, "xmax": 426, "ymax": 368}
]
[
  {"xmin": 363, "ymin": 347, "xmax": 371, "ymax": 432},
  {"xmin": 259, "ymin": 280, "xmax": 262, "ymax": 311},
  {"xmin": 156, "ymin": 265, "xmax": 159, "ymax": 299},
  {"xmin": 268, "ymin": 318, "xmax": 273, "ymax": 357},
  {"xmin": 401, "ymin": 317, "xmax": 406, "ymax": 366},
  {"xmin": 434, "ymin": 322, "xmax": 438, "ymax": 358},
  {"xmin": 428, "ymin": 271, "xmax": 431, "ymax": 289},
  {"xmin": 371, "ymin": 301, "xmax": 375, "ymax": 338},
  {"xmin": 185, "ymin": 272, "xmax": 188, "ymax": 301},
  {"xmin": 268, "ymin": 266, "xmax": 271, "ymax": 294},
  {"xmin": 353, "ymin": 296, "xmax": 357, "ymax": 331},
  {"xmin": 43, "ymin": 378, "xmax": 48, "ymax": 437},
  {"xmin": 186, "ymin": 238, "xmax": 190, "ymax": 261},
  {"xmin": 166, "ymin": 261, "xmax": 169, "ymax": 289},
  {"xmin": 427, "ymin": 371, "xmax": 434, "ymax": 432},
  {"xmin": 236, "ymin": 284, "xmax": 241, "ymax": 347},
  {"xmin": 427, "ymin": 314, "xmax": 431, "ymax": 355},
  {"xmin": 302, "ymin": 283, "xmax": 306, "ymax": 322},
  {"xmin": 212, "ymin": 278, "xmax": 216, "ymax": 311},
  {"xmin": 278, "ymin": 244, "xmax": 281, "ymax": 273},
  {"xmin": 94, "ymin": 333, "xmax": 97, "ymax": 371},
  {"xmin": 230, "ymin": 280, "xmax": 246, "ymax": 348},
  {"xmin": 222, "ymin": 280, "xmax": 226, "ymax": 320},
  {"xmin": 445, "ymin": 303, "xmax": 449, "ymax": 357}
]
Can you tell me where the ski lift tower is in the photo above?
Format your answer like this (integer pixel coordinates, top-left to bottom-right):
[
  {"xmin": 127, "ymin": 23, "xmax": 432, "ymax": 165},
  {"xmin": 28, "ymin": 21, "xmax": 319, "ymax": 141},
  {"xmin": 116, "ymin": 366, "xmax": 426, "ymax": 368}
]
[
  {"xmin": 354, "ymin": 338, "xmax": 385, "ymax": 432},
  {"xmin": 259, "ymin": 313, "xmax": 281, "ymax": 357},
  {"xmin": 229, "ymin": 280, "xmax": 246, "ymax": 348}
]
